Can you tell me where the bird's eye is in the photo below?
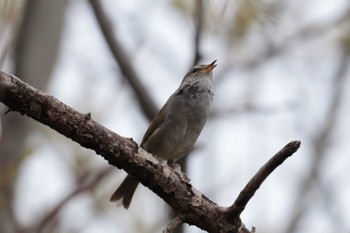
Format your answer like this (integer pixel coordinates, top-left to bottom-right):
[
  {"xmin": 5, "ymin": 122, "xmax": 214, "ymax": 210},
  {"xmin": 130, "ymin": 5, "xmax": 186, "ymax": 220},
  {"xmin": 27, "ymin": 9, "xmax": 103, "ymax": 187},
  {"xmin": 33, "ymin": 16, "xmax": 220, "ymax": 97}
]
[{"xmin": 191, "ymin": 68, "xmax": 199, "ymax": 74}]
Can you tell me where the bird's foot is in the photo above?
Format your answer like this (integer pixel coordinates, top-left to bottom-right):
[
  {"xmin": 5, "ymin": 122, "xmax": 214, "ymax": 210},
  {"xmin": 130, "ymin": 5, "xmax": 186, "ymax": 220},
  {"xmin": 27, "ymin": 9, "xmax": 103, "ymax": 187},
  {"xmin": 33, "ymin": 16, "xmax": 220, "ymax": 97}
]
[
  {"xmin": 167, "ymin": 160, "xmax": 190, "ymax": 182},
  {"xmin": 167, "ymin": 160, "xmax": 181, "ymax": 171}
]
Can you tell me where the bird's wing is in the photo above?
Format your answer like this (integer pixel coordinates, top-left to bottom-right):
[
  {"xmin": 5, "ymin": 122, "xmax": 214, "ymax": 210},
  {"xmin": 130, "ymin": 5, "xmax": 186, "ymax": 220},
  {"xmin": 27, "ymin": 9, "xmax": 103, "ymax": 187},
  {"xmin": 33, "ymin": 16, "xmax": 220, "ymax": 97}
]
[{"xmin": 140, "ymin": 103, "xmax": 167, "ymax": 146}]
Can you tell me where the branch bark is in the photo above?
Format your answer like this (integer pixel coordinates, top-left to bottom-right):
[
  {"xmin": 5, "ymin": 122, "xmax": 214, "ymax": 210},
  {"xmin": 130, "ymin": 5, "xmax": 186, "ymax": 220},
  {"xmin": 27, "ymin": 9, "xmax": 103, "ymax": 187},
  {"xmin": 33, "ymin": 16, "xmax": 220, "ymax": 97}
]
[{"xmin": 0, "ymin": 71, "xmax": 301, "ymax": 232}]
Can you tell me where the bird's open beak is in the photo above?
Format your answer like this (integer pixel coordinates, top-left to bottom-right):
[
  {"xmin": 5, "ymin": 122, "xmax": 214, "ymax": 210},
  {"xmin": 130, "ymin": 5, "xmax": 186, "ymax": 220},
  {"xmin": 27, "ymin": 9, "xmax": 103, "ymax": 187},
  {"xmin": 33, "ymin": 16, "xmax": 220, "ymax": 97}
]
[{"xmin": 203, "ymin": 60, "xmax": 217, "ymax": 72}]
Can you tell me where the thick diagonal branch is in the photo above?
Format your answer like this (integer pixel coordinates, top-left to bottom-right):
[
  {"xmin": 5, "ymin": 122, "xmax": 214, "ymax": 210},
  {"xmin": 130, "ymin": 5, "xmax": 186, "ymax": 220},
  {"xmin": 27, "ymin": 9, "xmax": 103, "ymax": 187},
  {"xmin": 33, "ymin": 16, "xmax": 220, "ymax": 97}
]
[{"xmin": 0, "ymin": 71, "xmax": 253, "ymax": 232}]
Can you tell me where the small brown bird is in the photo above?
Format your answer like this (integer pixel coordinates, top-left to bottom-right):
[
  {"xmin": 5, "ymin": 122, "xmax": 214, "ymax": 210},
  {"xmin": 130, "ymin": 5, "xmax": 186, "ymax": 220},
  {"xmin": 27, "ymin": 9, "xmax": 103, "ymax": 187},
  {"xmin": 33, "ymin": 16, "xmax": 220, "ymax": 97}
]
[{"xmin": 110, "ymin": 60, "xmax": 217, "ymax": 209}]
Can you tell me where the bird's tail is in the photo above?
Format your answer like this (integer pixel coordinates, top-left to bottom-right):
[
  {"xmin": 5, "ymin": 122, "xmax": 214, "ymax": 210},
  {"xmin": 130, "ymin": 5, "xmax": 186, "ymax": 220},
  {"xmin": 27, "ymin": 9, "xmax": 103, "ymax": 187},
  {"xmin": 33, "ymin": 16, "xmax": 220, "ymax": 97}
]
[{"xmin": 110, "ymin": 174, "xmax": 139, "ymax": 209}]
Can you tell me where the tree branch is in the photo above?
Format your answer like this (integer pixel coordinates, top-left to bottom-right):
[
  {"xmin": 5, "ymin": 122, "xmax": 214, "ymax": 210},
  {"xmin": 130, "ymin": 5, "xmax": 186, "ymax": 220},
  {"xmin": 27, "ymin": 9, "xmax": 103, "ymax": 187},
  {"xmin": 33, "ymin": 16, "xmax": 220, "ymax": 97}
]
[
  {"xmin": 226, "ymin": 141, "xmax": 301, "ymax": 218},
  {"xmin": 163, "ymin": 215, "xmax": 185, "ymax": 233},
  {"xmin": 0, "ymin": 71, "xmax": 301, "ymax": 232}
]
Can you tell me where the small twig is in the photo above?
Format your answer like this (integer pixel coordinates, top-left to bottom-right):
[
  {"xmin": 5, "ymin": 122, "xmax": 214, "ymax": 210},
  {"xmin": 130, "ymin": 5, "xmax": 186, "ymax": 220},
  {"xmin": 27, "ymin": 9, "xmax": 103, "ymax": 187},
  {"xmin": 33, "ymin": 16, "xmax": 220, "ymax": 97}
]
[
  {"xmin": 227, "ymin": 140, "xmax": 301, "ymax": 218},
  {"xmin": 163, "ymin": 215, "xmax": 185, "ymax": 233}
]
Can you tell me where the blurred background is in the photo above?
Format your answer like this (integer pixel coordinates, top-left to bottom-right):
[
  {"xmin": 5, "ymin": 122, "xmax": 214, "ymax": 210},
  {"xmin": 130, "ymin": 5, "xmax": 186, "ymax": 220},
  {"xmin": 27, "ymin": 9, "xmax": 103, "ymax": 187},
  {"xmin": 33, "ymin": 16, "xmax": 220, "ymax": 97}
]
[{"xmin": 1, "ymin": 0, "xmax": 350, "ymax": 232}]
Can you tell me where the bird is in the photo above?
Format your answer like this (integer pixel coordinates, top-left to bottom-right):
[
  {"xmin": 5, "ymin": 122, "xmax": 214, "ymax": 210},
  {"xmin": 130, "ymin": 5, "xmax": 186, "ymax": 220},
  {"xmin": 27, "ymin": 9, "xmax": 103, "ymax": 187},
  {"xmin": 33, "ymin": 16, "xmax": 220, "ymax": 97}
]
[{"xmin": 110, "ymin": 60, "xmax": 217, "ymax": 209}]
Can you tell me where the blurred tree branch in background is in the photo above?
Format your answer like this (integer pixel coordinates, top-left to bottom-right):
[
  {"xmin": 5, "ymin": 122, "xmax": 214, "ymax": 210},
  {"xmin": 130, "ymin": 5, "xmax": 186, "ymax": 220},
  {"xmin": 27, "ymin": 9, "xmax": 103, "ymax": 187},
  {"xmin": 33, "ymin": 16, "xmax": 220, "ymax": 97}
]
[
  {"xmin": 89, "ymin": 0, "xmax": 158, "ymax": 121},
  {"xmin": 34, "ymin": 167, "xmax": 114, "ymax": 233}
]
